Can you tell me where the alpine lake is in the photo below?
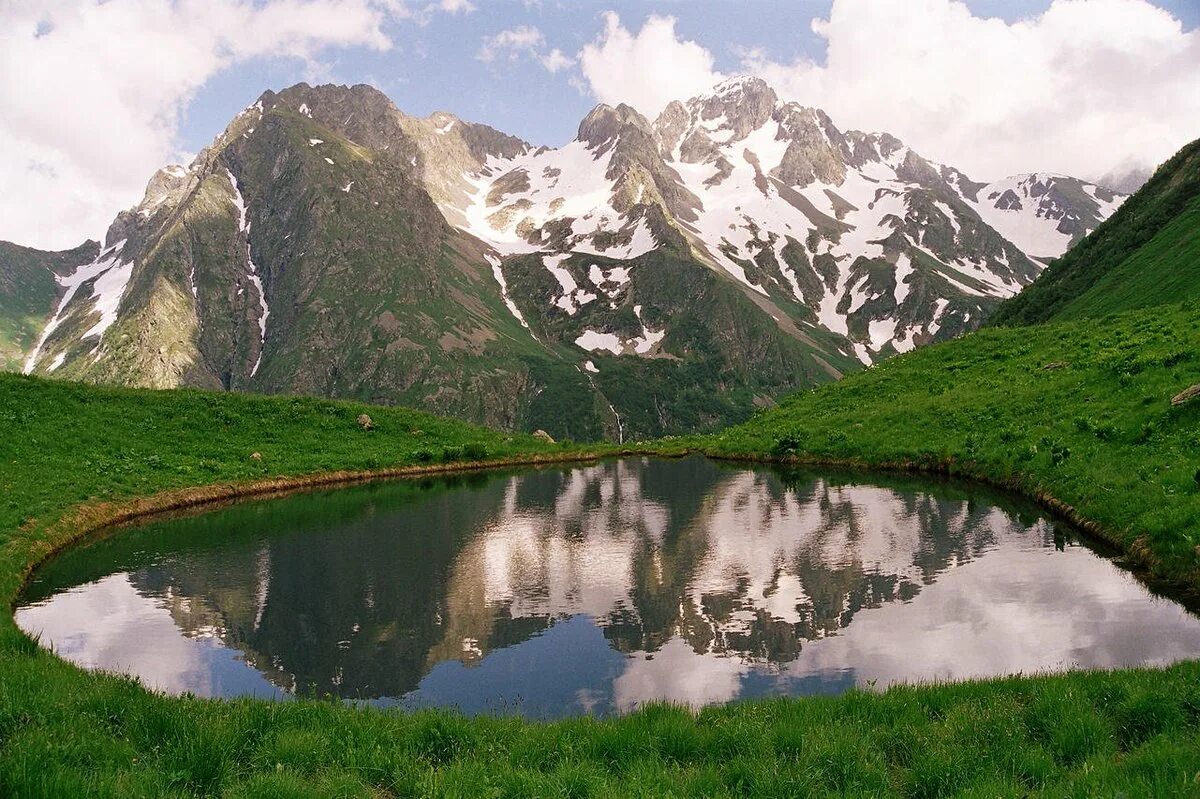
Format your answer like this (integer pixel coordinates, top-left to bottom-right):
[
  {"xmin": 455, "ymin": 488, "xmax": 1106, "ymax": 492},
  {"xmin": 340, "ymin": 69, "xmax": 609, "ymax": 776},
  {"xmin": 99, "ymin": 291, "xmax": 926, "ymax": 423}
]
[{"xmin": 18, "ymin": 456, "xmax": 1200, "ymax": 719}]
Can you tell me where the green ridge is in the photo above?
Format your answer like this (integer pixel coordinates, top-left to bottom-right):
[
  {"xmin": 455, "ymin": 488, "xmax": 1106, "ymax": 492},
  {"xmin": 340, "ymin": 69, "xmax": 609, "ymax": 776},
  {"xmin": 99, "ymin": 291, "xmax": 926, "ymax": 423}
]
[{"xmin": 990, "ymin": 137, "xmax": 1200, "ymax": 325}]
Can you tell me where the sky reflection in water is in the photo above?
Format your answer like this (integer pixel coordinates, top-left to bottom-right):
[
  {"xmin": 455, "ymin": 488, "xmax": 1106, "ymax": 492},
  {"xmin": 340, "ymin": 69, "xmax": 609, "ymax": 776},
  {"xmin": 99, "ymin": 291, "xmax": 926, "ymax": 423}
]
[{"xmin": 17, "ymin": 457, "xmax": 1200, "ymax": 718}]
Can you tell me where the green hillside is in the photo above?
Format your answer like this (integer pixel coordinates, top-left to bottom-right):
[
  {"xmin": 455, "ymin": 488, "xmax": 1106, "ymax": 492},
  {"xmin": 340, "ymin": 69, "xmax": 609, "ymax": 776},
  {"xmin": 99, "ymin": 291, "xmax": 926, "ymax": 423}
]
[
  {"xmin": 0, "ymin": 240, "xmax": 97, "ymax": 372},
  {"xmin": 990, "ymin": 137, "xmax": 1200, "ymax": 325}
]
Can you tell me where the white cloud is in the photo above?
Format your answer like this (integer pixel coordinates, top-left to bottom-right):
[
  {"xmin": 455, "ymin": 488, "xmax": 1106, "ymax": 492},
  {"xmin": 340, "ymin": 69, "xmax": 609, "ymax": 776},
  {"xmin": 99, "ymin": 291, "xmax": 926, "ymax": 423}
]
[
  {"xmin": 742, "ymin": 0, "xmax": 1200, "ymax": 181},
  {"xmin": 578, "ymin": 12, "xmax": 722, "ymax": 117},
  {"xmin": 0, "ymin": 0, "xmax": 463, "ymax": 250},
  {"xmin": 572, "ymin": 2, "xmax": 1199, "ymax": 183},
  {"xmin": 477, "ymin": 25, "xmax": 576, "ymax": 73},
  {"xmin": 434, "ymin": 0, "xmax": 476, "ymax": 13}
]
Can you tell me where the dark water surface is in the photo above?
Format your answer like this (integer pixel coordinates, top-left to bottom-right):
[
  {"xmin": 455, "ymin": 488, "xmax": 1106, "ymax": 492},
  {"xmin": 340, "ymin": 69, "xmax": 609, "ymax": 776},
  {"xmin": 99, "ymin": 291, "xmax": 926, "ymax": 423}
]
[{"xmin": 17, "ymin": 457, "xmax": 1200, "ymax": 718}]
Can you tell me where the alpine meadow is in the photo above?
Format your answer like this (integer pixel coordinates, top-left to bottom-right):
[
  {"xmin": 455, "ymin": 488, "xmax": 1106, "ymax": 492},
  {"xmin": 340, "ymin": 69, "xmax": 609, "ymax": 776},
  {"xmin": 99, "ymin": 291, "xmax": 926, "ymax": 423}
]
[{"xmin": 3, "ymin": 1, "xmax": 1200, "ymax": 797}]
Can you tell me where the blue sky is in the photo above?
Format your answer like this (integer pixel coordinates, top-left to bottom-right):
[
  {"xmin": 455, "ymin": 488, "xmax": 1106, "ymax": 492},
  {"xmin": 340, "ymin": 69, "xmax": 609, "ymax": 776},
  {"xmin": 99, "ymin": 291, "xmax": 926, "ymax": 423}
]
[
  {"xmin": 182, "ymin": 0, "xmax": 1200, "ymax": 151},
  {"xmin": 5, "ymin": 0, "xmax": 1199, "ymax": 248}
]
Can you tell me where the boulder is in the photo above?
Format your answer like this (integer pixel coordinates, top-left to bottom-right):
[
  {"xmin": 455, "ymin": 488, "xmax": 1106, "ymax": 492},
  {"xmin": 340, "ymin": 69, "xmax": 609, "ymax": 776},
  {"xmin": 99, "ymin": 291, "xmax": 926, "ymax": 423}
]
[
  {"xmin": 532, "ymin": 429, "xmax": 555, "ymax": 444},
  {"xmin": 356, "ymin": 413, "xmax": 374, "ymax": 430},
  {"xmin": 250, "ymin": 452, "xmax": 263, "ymax": 462},
  {"xmin": 1171, "ymin": 385, "xmax": 1200, "ymax": 406}
]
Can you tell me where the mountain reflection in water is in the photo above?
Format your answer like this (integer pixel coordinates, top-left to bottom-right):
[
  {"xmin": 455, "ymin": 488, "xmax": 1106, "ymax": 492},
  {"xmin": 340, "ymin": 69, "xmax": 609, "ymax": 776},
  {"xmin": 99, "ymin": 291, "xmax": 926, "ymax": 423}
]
[{"xmin": 18, "ymin": 457, "xmax": 1200, "ymax": 718}]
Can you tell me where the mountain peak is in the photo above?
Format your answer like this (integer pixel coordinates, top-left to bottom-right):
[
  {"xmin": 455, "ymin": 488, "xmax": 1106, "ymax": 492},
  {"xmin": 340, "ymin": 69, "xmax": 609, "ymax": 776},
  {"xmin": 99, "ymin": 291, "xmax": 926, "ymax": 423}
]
[
  {"xmin": 705, "ymin": 75, "xmax": 775, "ymax": 103},
  {"xmin": 686, "ymin": 75, "xmax": 778, "ymax": 143},
  {"xmin": 577, "ymin": 103, "xmax": 652, "ymax": 149}
]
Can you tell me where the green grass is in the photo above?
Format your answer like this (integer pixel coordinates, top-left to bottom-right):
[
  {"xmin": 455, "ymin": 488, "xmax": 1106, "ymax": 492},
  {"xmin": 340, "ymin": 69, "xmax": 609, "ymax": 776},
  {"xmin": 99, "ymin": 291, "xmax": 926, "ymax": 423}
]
[
  {"xmin": 706, "ymin": 300, "xmax": 1200, "ymax": 589},
  {"xmin": 4, "ymin": 301, "xmax": 1200, "ymax": 795},
  {"xmin": 1052, "ymin": 202, "xmax": 1200, "ymax": 320}
]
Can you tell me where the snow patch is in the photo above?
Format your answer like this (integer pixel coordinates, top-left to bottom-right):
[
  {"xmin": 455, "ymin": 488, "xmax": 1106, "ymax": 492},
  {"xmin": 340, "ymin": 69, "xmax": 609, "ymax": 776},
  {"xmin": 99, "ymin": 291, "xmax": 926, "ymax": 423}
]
[
  {"xmin": 574, "ymin": 330, "xmax": 623, "ymax": 355},
  {"xmin": 543, "ymin": 253, "xmax": 597, "ymax": 315},
  {"xmin": 631, "ymin": 304, "xmax": 666, "ymax": 355},
  {"xmin": 485, "ymin": 254, "xmax": 529, "ymax": 330},
  {"xmin": 80, "ymin": 259, "xmax": 134, "ymax": 342},
  {"xmin": 893, "ymin": 254, "xmax": 914, "ymax": 304},
  {"xmin": 22, "ymin": 239, "xmax": 130, "ymax": 374},
  {"xmin": 226, "ymin": 170, "xmax": 270, "ymax": 376}
]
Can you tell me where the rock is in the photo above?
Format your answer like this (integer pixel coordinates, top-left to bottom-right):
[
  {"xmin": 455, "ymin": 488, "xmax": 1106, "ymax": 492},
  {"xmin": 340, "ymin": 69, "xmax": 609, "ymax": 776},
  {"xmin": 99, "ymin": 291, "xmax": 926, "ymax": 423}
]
[
  {"xmin": 1171, "ymin": 385, "xmax": 1200, "ymax": 406},
  {"xmin": 356, "ymin": 413, "xmax": 373, "ymax": 430},
  {"xmin": 250, "ymin": 452, "xmax": 263, "ymax": 461},
  {"xmin": 532, "ymin": 429, "xmax": 555, "ymax": 444},
  {"xmin": 1042, "ymin": 361, "xmax": 1069, "ymax": 370}
]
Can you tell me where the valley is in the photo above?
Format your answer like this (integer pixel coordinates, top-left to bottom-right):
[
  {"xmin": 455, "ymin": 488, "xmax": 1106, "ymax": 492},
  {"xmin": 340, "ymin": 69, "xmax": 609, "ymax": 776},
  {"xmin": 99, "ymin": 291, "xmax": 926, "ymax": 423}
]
[{"xmin": 2, "ymin": 33, "xmax": 1198, "ymax": 796}]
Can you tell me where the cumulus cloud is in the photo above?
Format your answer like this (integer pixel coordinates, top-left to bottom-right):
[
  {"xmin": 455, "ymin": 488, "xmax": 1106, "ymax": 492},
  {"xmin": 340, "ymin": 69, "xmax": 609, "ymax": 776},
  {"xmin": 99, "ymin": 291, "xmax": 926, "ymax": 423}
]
[
  {"xmin": 747, "ymin": 0, "xmax": 1200, "ymax": 181},
  {"xmin": 574, "ymin": 2, "xmax": 1199, "ymax": 184},
  {"xmin": 578, "ymin": 12, "xmax": 722, "ymax": 117},
  {"xmin": 477, "ymin": 25, "xmax": 575, "ymax": 73},
  {"xmin": 0, "ymin": 0, "xmax": 461, "ymax": 250}
]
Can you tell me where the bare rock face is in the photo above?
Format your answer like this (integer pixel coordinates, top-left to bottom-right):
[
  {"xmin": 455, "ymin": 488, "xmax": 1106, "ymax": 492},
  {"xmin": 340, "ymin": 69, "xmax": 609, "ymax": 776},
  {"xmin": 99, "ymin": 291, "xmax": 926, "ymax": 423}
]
[
  {"xmin": 690, "ymin": 76, "xmax": 778, "ymax": 142},
  {"xmin": 894, "ymin": 150, "xmax": 943, "ymax": 188},
  {"xmin": 774, "ymin": 106, "xmax": 847, "ymax": 188},
  {"xmin": 654, "ymin": 101, "xmax": 690, "ymax": 159},
  {"xmin": 577, "ymin": 103, "xmax": 652, "ymax": 153}
]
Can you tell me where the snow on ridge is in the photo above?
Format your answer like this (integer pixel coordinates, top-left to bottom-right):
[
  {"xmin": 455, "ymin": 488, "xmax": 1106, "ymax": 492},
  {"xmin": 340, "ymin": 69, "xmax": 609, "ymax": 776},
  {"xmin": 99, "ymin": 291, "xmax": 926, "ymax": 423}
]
[
  {"xmin": 226, "ymin": 170, "xmax": 270, "ymax": 376},
  {"xmin": 427, "ymin": 89, "xmax": 1122, "ymax": 361},
  {"xmin": 22, "ymin": 240, "xmax": 131, "ymax": 374},
  {"xmin": 457, "ymin": 138, "xmax": 658, "ymax": 261},
  {"xmin": 485, "ymin": 253, "xmax": 530, "ymax": 330}
]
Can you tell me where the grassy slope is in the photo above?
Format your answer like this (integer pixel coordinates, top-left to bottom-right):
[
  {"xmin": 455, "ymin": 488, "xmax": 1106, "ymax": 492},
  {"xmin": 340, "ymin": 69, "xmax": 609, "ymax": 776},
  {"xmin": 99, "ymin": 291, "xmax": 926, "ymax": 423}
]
[
  {"xmin": 0, "ymin": 240, "xmax": 97, "ymax": 372},
  {"xmin": 1, "ymin": 365, "xmax": 1200, "ymax": 795},
  {"xmin": 1053, "ymin": 201, "xmax": 1200, "ymax": 320},
  {"xmin": 707, "ymin": 301, "xmax": 1200, "ymax": 587},
  {"xmin": 989, "ymin": 137, "xmax": 1200, "ymax": 326}
]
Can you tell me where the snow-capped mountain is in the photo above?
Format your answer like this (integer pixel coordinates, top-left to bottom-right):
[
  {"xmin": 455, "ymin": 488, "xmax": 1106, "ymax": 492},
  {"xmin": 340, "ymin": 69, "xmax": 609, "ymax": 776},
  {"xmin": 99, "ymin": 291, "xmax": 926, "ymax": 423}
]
[
  {"xmin": 7, "ymin": 78, "xmax": 1123, "ymax": 439},
  {"xmin": 436, "ymin": 76, "xmax": 1122, "ymax": 365}
]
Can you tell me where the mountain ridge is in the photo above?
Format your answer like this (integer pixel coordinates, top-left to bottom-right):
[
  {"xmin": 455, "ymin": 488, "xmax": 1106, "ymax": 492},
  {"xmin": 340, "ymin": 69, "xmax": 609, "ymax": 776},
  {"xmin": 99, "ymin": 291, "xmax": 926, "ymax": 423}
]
[{"xmin": 5, "ymin": 77, "xmax": 1126, "ymax": 439}]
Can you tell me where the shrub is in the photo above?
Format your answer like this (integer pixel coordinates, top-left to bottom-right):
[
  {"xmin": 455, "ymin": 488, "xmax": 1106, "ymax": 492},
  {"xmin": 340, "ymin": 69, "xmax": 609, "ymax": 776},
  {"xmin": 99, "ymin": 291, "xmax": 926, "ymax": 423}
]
[{"xmin": 461, "ymin": 442, "xmax": 489, "ymax": 461}]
